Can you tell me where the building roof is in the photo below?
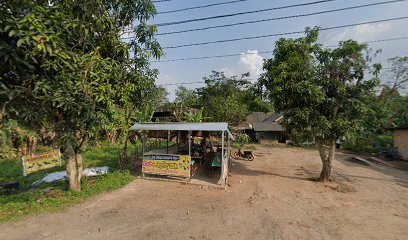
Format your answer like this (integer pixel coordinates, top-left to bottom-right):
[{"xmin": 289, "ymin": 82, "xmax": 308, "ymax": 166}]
[
  {"xmin": 234, "ymin": 112, "xmax": 284, "ymax": 132},
  {"xmin": 253, "ymin": 122, "xmax": 284, "ymax": 132},
  {"xmin": 232, "ymin": 122, "xmax": 253, "ymax": 130},
  {"xmin": 130, "ymin": 122, "xmax": 234, "ymax": 139},
  {"xmin": 262, "ymin": 112, "xmax": 284, "ymax": 123},
  {"xmin": 246, "ymin": 112, "xmax": 273, "ymax": 124}
]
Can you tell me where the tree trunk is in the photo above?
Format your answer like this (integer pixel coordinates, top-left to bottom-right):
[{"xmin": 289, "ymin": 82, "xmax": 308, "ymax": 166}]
[
  {"xmin": 63, "ymin": 144, "xmax": 83, "ymax": 191},
  {"xmin": 94, "ymin": 134, "xmax": 100, "ymax": 147},
  {"xmin": 177, "ymin": 131, "xmax": 181, "ymax": 152},
  {"xmin": 318, "ymin": 138, "xmax": 336, "ymax": 182},
  {"xmin": 0, "ymin": 105, "xmax": 5, "ymax": 129},
  {"xmin": 119, "ymin": 133, "xmax": 129, "ymax": 169}
]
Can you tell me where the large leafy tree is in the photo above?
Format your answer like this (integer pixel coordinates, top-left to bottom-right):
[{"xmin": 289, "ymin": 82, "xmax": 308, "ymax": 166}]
[
  {"xmin": 0, "ymin": 0, "xmax": 162, "ymax": 191},
  {"xmin": 175, "ymin": 85, "xmax": 199, "ymax": 108},
  {"xmin": 196, "ymin": 71, "xmax": 258, "ymax": 123},
  {"xmin": 260, "ymin": 28, "xmax": 379, "ymax": 181},
  {"xmin": 383, "ymin": 56, "xmax": 408, "ymax": 92}
]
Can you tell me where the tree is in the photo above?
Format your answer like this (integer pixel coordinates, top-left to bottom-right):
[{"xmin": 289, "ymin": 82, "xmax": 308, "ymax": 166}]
[
  {"xmin": 196, "ymin": 71, "xmax": 252, "ymax": 123},
  {"xmin": 175, "ymin": 86, "xmax": 199, "ymax": 108},
  {"xmin": 234, "ymin": 133, "xmax": 251, "ymax": 151},
  {"xmin": 242, "ymin": 85, "xmax": 272, "ymax": 113},
  {"xmin": 152, "ymin": 85, "xmax": 169, "ymax": 107},
  {"xmin": 384, "ymin": 56, "xmax": 408, "ymax": 92},
  {"xmin": 260, "ymin": 28, "xmax": 379, "ymax": 181},
  {"xmin": 1, "ymin": 0, "xmax": 161, "ymax": 191}
]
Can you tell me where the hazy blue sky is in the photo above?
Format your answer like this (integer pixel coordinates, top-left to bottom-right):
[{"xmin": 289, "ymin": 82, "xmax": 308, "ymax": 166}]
[{"xmin": 143, "ymin": 0, "xmax": 408, "ymax": 99}]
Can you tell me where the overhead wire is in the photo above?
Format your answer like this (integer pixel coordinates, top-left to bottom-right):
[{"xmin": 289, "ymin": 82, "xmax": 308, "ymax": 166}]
[
  {"xmin": 155, "ymin": 0, "xmax": 338, "ymax": 27},
  {"xmin": 123, "ymin": 0, "xmax": 338, "ymax": 34},
  {"xmin": 160, "ymin": 16, "xmax": 408, "ymax": 49},
  {"xmin": 152, "ymin": 0, "xmax": 177, "ymax": 3},
  {"xmin": 160, "ymin": 78, "xmax": 257, "ymax": 86},
  {"xmin": 153, "ymin": 0, "xmax": 406, "ymax": 36},
  {"xmin": 151, "ymin": 36, "xmax": 408, "ymax": 63},
  {"xmin": 146, "ymin": 0, "xmax": 406, "ymax": 87},
  {"xmin": 157, "ymin": 0, "xmax": 249, "ymax": 14},
  {"xmin": 160, "ymin": 67, "xmax": 395, "ymax": 86}
]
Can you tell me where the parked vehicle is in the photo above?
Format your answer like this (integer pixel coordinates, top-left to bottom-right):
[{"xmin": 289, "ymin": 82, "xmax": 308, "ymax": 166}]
[{"xmin": 233, "ymin": 149, "xmax": 254, "ymax": 161}]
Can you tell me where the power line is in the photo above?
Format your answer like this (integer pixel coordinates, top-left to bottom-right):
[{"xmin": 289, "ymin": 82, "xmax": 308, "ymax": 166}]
[
  {"xmin": 154, "ymin": 0, "xmax": 406, "ymax": 36},
  {"xmin": 157, "ymin": 0, "xmax": 248, "ymax": 14},
  {"xmin": 123, "ymin": 0, "xmax": 337, "ymax": 34},
  {"xmin": 326, "ymin": 36, "xmax": 408, "ymax": 47},
  {"xmin": 160, "ymin": 78, "xmax": 257, "ymax": 86},
  {"xmin": 160, "ymin": 67, "xmax": 395, "ymax": 86},
  {"xmin": 152, "ymin": 0, "xmax": 176, "ymax": 3},
  {"xmin": 153, "ymin": 51, "xmax": 272, "ymax": 63},
  {"xmin": 161, "ymin": 16, "xmax": 408, "ymax": 49},
  {"xmin": 123, "ymin": 0, "xmax": 338, "ymax": 35},
  {"xmin": 155, "ymin": 0, "xmax": 338, "ymax": 27},
  {"xmin": 152, "ymin": 36, "xmax": 408, "ymax": 63}
]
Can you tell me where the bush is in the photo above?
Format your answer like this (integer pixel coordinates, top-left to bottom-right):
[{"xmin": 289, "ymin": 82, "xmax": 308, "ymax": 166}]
[
  {"xmin": 0, "ymin": 145, "xmax": 17, "ymax": 159},
  {"xmin": 342, "ymin": 134, "xmax": 393, "ymax": 154},
  {"xmin": 233, "ymin": 133, "xmax": 251, "ymax": 150}
]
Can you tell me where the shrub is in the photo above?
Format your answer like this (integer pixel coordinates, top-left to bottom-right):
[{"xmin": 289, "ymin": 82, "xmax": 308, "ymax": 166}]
[{"xmin": 342, "ymin": 134, "xmax": 393, "ymax": 154}]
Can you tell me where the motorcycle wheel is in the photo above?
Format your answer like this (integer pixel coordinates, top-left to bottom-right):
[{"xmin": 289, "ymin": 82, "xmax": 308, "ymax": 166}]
[
  {"xmin": 233, "ymin": 151, "xmax": 240, "ymax": 159},
  {"xmin": 247, "ymin": 154, "xmax": 254, "ymax": 161}
]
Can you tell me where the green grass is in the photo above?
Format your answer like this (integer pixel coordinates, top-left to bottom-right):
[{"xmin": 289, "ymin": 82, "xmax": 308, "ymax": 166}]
[{"xmin": 0, "ymin": 143, "xmax": 136, "ymax": 223}]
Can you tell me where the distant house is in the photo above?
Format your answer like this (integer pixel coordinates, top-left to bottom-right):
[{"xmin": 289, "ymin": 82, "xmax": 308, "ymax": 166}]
[
  {"xmin": 147, "ymin": 107, "xmax": 200, "ymax": 139},
  {"xmin": 233, "ymin": 112, "xmax": 287, "ymax": 144},
  {"xmin": 152, "ymin": 107, "xmax": 199, "ymax": 122},
  {"xmin": 392, "ymin": 126, "xmax": 408, "ymax": 161}
]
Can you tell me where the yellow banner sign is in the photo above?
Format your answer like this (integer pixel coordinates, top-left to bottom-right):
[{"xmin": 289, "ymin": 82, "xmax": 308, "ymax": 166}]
[
  {"xmin": 22, "ymin": 150, "xmax": 61, "ymax": 176},
  {"xmin": 142, "ymin": 154, "xmax": 191, "ymax": 178}
]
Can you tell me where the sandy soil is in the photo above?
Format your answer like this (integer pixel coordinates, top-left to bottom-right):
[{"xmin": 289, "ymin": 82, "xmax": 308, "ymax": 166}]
[{"xmin": 1, "ymin": 146, "xmax": 408, "ymax": 240}]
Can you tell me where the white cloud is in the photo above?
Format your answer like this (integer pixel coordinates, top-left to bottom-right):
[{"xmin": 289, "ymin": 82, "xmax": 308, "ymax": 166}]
[
  {"xmin": 239, "ymin": 50, "xmax": 264, "ymax": 78},
  {"xmin": 220, "ymin": 50, "xmax": 264, "ymax": 79},
  {"xmin": 320, "ymin": 23, "xmax": 392, "ymax": 46}
]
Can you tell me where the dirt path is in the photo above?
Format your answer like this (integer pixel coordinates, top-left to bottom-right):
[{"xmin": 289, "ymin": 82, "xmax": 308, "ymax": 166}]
[{"xmin": 1, "ymin": 146, "xmax": 408, "ymax": 240}]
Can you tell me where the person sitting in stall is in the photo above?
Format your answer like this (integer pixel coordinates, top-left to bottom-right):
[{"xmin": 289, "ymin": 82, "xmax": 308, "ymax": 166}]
[
  {"xmin": 201, "ymin": 136, "xmax": 213, "ymax": 153},
  {"xmin": 207, "ymin": 140, "xmax": 213, "ymax": 152},
  {"xmin": 200, "ymin": 137, "xmax": 206, "ymax": 153}
]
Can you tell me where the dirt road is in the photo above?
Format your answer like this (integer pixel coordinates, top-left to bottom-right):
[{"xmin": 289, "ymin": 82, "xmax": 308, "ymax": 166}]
[{"xmin": 1, "ymin": 146, "xmax": 408, "ymax": 240}]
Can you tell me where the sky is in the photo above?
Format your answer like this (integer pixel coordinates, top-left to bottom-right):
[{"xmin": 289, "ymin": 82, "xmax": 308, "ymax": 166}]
[{"xmin": 142, "ymin": 0, "xmax": 408, "ymax": 100}]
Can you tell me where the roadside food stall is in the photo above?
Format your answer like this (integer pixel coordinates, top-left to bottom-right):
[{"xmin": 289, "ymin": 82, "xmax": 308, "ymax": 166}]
[{"xmin": 129, "ymin": 122, "xmax": 234, "ymax": 188}]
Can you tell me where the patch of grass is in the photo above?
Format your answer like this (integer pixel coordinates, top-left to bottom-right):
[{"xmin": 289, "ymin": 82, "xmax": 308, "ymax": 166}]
[
  {"xmin": 0, "ymin": 171, "xmax": 134, "ymax": 222},
  {"xmin": 0, "ymin": 143, "xmax": 136, "ymax": 223}
]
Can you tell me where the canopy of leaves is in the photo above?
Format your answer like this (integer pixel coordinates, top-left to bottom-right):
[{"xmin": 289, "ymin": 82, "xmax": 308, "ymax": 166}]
[
  {"xmin": 175, "ymin": 86, "xmax": 199, "ymax": 108},
  {"xmin": 0, "ymin": 0, "xmax": 162, "ymax": 151},
  {"xmin": 383, "ymin": 56, "xmax": 408, "ymax": 92},
  {"xmin": 196, "ymin": 71, "xmax": 271, "ymax": 124},
  {"xmin": 260, "ymin": 28, "xmax": 379, "ymax": 144}
]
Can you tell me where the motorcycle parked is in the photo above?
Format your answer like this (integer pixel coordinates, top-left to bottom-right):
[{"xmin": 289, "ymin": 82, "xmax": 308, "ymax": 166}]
[{"xmin": 233, "ymin": 149, "xmax": 254, "ymax": 161}]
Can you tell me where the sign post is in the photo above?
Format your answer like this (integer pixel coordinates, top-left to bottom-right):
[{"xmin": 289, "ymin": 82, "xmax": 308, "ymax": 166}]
[{"xmin": 21, "ymin": 150, "xmax": 61, "ymax": 176}]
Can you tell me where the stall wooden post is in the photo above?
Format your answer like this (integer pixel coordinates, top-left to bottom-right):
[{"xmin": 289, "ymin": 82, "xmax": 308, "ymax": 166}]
[
  {"xmin": 188, "ymin": 131, "xmax": 192, "ymax": 156},
  {"xmin": 227, "ymin": 135, "xmax": 231, "ymax": 166},
  {"xmin": 221, "ymin": 130, "xmax": 225, "ymax": 188},
  {"xmin": 142, "ymin": 133, "xmax": 145, "ymax": 178},
  {"xmin": 167, "ymin": 130, "xmax": 170, "ymax": 154}
]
